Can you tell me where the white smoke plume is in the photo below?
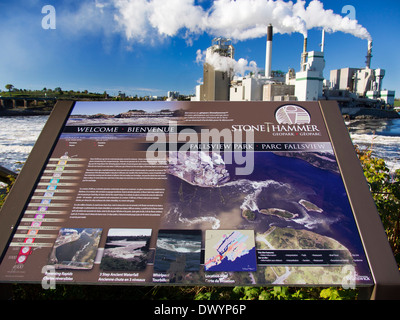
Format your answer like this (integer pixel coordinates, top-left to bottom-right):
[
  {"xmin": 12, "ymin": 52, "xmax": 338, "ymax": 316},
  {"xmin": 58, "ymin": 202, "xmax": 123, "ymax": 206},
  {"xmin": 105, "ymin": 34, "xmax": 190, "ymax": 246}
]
[
  {"xmin": 106, "ymin": 0, "xmax": 371, "ymax": 77},
  {"xmin": 111, "ymin": 0, "xmax": 372, "ymax": 42},
  {"xmin": 293, "ymin": 0, "xmax": 371, "ymax": 40},
  {"xmin": 196, "ymin": 49, "xmax": 258, "ymax": 76}
]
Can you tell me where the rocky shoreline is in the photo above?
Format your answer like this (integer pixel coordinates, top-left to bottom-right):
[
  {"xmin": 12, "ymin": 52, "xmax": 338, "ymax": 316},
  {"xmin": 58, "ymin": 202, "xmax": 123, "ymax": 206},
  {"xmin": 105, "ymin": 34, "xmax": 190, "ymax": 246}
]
[
  {"xmin": 341, "ymin": 107, "xmax": 400, "ymax": 120},
  {"xmin": 0, "ymin": 107, "xmax": 52, "ymax": 116}
]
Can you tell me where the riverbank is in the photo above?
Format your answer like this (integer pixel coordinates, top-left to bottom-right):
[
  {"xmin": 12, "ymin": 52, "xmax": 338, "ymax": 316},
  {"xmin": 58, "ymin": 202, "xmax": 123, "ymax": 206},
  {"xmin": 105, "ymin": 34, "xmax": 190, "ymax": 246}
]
[
  {"xmin": 0, "ymin": 106, "xmax": 52, "ymax": 116},
  {"xmin": 341, "ymin": 107, "xmax": 400, "ymax": 120},
  {"xmin": 2, "ymin": 104, "xmax": 399, "ymax": 119},
  {"xmin": 0, "ymin": 165, "xmax": 17, "ymax": 184}
]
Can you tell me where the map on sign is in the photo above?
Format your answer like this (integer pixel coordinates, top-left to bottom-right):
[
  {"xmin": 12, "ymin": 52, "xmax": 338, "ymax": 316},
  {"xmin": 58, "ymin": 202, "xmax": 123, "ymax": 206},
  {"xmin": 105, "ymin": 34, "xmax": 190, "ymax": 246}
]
[{"xmin": 205, "ymin": 230, "xmax": 257, "ymax": 272}]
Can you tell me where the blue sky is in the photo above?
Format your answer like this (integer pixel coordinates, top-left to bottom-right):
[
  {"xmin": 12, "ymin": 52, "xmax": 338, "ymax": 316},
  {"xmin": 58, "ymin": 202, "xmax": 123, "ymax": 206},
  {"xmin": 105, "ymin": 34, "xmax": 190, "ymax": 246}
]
[{"xmin": 0, "ymin": 0, "xmax": 399, "ymax": 97}]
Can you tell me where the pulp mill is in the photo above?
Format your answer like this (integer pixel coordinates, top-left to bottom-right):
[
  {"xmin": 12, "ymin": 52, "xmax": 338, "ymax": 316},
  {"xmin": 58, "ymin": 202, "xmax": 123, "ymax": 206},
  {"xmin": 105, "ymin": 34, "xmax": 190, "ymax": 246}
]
[{"xmin": 192, "ymin": 25, "xmax": 396, "ymax": 114}]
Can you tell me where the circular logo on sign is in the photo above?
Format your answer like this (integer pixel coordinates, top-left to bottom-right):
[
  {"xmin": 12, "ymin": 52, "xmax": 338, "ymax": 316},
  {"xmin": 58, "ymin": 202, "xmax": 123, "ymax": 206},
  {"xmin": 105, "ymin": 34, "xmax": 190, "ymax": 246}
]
[{"xmin": 275, "ymin": 105, "xmax": 311, "ymax": 125}]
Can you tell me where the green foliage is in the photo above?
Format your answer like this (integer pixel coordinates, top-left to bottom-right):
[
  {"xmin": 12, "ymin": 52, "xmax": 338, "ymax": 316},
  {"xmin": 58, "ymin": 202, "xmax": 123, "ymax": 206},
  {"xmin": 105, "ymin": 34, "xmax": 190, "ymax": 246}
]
[
  {"xmin": 319, "ymin": 287, "xmax": 358, "ymax": 300},
  {"xmin": 355, "ymin": 145, "xmax": 400, "ymax": 267},
  {"xmin": 0, "ymin": 88, "xmax": 107, "ymax": 100},
  {"xmin": 10, "ymin": 284, "xmax": 358, "ymax": 301},
  {"xmin": 0, "ymin": 175, "xmax": 15, "ymax": 208},
  {"xmin": 226, "ymin": 286, "xmax": 357, "ymax": 300}
]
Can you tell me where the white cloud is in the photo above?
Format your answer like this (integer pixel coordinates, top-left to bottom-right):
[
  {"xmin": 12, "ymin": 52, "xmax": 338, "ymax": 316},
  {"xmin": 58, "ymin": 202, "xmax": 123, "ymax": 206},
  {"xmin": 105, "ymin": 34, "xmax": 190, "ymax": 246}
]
[
  {"xmin": 148, "ymin": 0, "xmax": 205, "ymax": 36},
  {"xmin": 52, "ymin": 0, "xmax": 371, "ymax": 46},
  {"xmin": 113, "ymin": 0, "xmax": 153, "ymax": 42},
  {"xmin": 57, "ymin": 1, "xmax": 117, "ymax": 37},
  {"xmin": 111, "ymin": 0, "xmax": 371, "ymax": 43}
]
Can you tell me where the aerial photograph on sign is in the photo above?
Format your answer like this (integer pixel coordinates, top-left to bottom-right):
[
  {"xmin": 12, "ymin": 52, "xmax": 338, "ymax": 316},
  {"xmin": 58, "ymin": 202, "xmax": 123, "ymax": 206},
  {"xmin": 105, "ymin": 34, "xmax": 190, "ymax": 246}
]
[
  {"xmin": 162, "ymin": 148, "xmax": 372, "ymax": 285},
  {"xmin": 48, "ymin": 228, "xmax": 102, "ymax": 270}
]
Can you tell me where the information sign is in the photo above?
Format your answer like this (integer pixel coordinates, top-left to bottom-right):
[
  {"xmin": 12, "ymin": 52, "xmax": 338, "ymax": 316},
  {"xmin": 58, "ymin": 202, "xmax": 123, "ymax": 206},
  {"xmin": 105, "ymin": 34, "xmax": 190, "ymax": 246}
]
[{"xmin": 0, "ymin": 100, "xmax": 398, "ymax": 297}]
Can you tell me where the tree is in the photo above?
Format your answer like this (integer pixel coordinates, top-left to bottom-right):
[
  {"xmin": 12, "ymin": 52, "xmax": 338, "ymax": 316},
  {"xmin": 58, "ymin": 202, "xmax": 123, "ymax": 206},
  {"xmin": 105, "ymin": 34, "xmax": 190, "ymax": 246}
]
[{"xmin": 5, "ymin": 84, "xmax": 14, "ymax": 96}]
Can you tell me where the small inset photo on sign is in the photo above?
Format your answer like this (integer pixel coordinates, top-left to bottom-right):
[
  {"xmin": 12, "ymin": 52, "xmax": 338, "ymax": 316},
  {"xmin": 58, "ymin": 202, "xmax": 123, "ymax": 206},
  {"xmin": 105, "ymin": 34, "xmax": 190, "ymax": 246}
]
[
  {"xmin": 154, "ymin": 229, "xmax": 202, "ymax": 272},
  {"xmin": 48, "ymin": 228, "xmax": 102, "ymax": 270},
  {"xmin": 100, "ymin": 228, "xmax": 152, "ymax": 271},
  {"xmin": 204, "ymin": 230, "xmax": 257, "ymax": 272}
]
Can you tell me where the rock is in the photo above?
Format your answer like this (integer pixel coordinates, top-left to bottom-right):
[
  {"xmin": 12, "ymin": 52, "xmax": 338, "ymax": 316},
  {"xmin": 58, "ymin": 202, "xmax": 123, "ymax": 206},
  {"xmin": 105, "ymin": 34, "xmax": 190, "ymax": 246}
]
[{"xmin": 347, "ymin": 108, "xmax": 400, "ymax": 120}]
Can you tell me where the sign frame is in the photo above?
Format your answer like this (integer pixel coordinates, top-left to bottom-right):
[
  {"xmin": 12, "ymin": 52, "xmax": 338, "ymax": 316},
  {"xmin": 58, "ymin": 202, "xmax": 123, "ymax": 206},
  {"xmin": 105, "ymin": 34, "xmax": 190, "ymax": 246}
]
[
  {"xmin": 0, "ymin": 100, "xmax": 399, "ymax": 300},
  {"xmin": 320, "ymin": 101, "xmax": 400, "ymax": 299}
]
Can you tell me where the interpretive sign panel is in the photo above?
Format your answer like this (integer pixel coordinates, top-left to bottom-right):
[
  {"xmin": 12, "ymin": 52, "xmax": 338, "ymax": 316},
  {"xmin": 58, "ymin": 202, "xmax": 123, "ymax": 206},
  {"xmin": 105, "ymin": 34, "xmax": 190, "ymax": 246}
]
[{"xmin": 0, "ymin": 100, "xmax": 392, "ymax": 289}]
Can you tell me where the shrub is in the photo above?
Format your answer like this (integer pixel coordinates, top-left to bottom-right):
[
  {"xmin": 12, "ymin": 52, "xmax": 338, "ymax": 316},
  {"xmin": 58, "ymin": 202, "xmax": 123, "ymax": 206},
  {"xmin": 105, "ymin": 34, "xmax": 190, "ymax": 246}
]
[{"xmin": 355, "ymin": 145, "xmax": 400, "ymax": 267}]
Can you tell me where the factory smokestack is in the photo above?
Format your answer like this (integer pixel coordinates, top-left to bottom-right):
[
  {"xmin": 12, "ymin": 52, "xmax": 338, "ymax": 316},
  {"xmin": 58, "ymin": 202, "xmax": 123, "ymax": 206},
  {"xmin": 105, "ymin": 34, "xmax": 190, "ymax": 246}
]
[
  {"xmin": 366, "ymin": 40, "xmax": 373, "ymax": 68},
  {"xmin": 301, "ymin": 37, "xmax": 308, "ymax": 71},
  {"xmin": 265, "ymin": 24, "xmax": 273, "ymax": 78},
  {"xmin": 321, "ymin": 29, "xmax": 325, "ymax": 53}
]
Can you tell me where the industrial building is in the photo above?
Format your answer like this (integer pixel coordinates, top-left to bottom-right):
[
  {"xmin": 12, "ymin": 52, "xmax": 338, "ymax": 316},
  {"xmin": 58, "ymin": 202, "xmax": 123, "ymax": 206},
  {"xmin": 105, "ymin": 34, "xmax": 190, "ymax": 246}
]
[
  {"xmin": 195, "ymin": 38, "xmax": 234, "ymax": 101},
  {"xmin": 295, "ymin": 34, "xmax": 325, "ymax": 102},
  {"xmin": 328, "ymin": 66, "xmax": 395, "ymax": 107},
  {"xmin": 328, "ymin": 68, "xmax": 394, "ymax": 105},
  {"xmin": 192, "ymin": 24, "xmax": 396, "ymax": 111}
]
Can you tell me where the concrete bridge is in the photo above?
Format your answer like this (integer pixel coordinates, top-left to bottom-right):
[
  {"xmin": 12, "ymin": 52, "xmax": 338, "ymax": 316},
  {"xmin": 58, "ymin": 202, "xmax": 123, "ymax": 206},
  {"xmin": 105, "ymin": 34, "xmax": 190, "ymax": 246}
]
[{"xmin": 0, "ymin": 96, "xmax": 57, "ymax": 109}]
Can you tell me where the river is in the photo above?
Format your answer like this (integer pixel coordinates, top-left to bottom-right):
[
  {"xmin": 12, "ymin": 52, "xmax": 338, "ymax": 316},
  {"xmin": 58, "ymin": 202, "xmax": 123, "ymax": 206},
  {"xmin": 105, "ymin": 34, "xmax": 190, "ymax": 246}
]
[
  {"xmin": 0, "ymin": 115, "xmax": 399, "ymax": 175},
  {"xmin": 0, "ymin": 115, "xmax": 49, "ymax": 174},
  {"xmin": 346, "ymin": 118, "xmax": 400, "ymax": 172}
]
